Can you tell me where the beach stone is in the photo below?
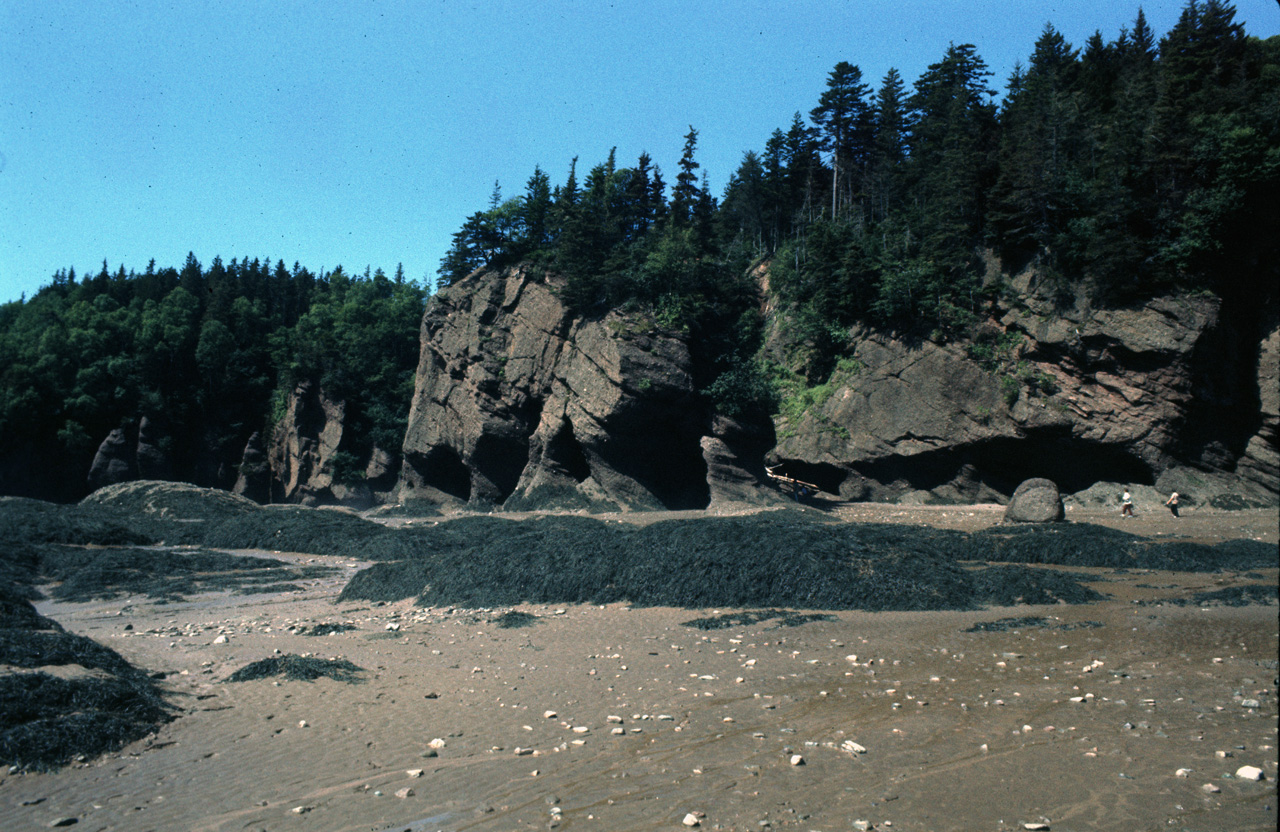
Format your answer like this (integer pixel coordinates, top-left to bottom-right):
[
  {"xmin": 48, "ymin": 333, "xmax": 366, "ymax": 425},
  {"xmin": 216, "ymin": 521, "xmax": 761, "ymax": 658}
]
[
  {"xmin": 395, "ymin": 787, "xmax": 414, "ymax": 798},
  {"xmin": 1236, "ymin": 765, "xmax": 1264, "ymax": 781},
  {"xmin": 1024, "ymin": 824, "xmax": 1050, "ymax": 831},
  {"xmin": 683, "ymin": 813, "xmax": 701, "ymax": 827},
  {"xmin": 789, "ymin": 754, "xmax": 805, "ymax": 766},
  {"xmin": 428, "ymin": 738, "xmax": 446, "ymax": 749},
  {"xmin": 1241, "ymin": 699, "xmax": 1260, "ymax": 708},
  {"xmin": 1004, "ymin": 478, "xmax": 1065, "ymax": 523},
  {"xmin": 1202, "ymin": 783, "xmax": 1221, "ymax": 793},
  {"xmin": 49, "ymin": 819, "xmax": 79, "ymax": 828}
]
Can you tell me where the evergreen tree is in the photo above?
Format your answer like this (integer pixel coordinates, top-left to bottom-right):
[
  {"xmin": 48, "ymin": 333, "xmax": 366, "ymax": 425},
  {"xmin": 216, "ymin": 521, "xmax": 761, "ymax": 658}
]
[
  {"xmin": 671, "ymin": 126, "xmax": 703, "ymax": 227},
  {"xmin": 809, "ymin": 61, "xmax": 873, "ymax": 219}
]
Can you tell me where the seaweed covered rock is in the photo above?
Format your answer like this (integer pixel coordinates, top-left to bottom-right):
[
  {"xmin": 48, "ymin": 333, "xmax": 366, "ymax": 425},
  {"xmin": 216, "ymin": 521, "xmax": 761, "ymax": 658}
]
[
  {"xmin": 1003, "ymin": 478, "xmax": 1065, "ymax": 523},
  {"xmin": 82, "ymin": 480, "xmax": 261, "ymax": 521}
]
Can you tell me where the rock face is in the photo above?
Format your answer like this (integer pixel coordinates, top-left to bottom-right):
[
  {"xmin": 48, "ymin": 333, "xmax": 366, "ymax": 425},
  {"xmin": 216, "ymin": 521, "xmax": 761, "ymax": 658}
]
[
  {"xmin": 398, "ymin": 266, "xmax": 777, "ymax": 511},
  {"xmin": 87, "ymin": 427, "xmax": 136, "ymax": 492},
  {"xmin": 232, "ymin": 431, "xmax": 272, "ymax": 504},
  {"xmin": 771, "ymin": 281, "xmax": 1278, "ymax": 507},
  {"xmin": 1003, "ymin": 478, "xmax": 1065, "ymax": 523},
  {"xmin": 269, "ymin": 380, "xmax": 363, "ymax": 507},
  {"xmin": 134, "ymin": 416, "xmax": 172, "ymax": 480}
]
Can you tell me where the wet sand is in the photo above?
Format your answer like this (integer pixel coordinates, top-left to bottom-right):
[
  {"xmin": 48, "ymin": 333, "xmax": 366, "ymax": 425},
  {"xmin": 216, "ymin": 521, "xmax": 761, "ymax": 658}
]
[{"xmin": 3, "ymin": 506, "xmax": 1276, "ymax": 831}]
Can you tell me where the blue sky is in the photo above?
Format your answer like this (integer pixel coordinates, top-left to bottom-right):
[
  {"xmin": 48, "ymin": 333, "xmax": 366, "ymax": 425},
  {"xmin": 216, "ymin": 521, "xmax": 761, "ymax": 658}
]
[{"xmin": 2, "ymin": 0, "xmax": 1277, "ymax": 303}]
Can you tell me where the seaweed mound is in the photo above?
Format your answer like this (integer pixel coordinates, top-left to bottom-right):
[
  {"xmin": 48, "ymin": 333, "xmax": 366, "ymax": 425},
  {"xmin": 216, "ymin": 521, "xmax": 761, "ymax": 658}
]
[
  {"xmin": 8, "ymin": 544, "xmax": 337, "ymax": 604},
  {"xmin": 225, "ymin": 654, "xmax": 365, "ymax": 684},
  {"xmin": 0, "ymin": 496, "xmax": 152, "ymax": 547},
  {"xmin": 0, "ymin": 590, "xmax": 173, "ymax": 772},
  {"xmin": 302, "ymin": 622, "xmax": 357, "ymax": 636},
  {"xmin": 965, "ymin": 524, "xmax": 1278, "ymax": 571},
  {"xmin": 203, "ymin": 505, "xmax": 400, "ymax": 557},
  {"xmin": 1188, "ymin": 584, "xmax": 1278, "ymax": 606},
  {"xmin": 682, "ymin": 610, "xmax": 836, "ymax": 630},
  {"xmin": 492, "ymin": 611, "xmax": 539, "ymax": 629},
  {"xmin": 339, "ymin": 514, "xmax": 1107, "ymax": 612}
]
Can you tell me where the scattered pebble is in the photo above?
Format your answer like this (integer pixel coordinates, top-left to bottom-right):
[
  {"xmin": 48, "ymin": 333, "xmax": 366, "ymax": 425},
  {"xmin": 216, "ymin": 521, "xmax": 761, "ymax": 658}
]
[{"xmin": 1236, "ymin": 765, "xmax": 1264, "ymax": 781}]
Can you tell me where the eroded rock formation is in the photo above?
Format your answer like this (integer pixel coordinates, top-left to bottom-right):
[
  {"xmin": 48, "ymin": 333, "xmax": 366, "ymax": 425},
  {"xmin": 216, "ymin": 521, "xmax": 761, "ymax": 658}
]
[
  {"xmin": 769, "ymin": 276, "xmax": 1278, "ymax": 507},
  {"xmin": 398, "ymin": 266, "xmax": 777, "ymax": 511}
]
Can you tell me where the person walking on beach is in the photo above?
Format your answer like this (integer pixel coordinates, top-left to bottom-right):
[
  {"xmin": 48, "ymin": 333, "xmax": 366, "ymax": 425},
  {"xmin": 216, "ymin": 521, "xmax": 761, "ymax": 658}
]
[
  {"xmin": 1165, "ymin": 491, "xmax": 1180, "ymax": 518},
  {"xmin": 1121, "ymin": 490, "xmax": 1134, "ymax": 517}
]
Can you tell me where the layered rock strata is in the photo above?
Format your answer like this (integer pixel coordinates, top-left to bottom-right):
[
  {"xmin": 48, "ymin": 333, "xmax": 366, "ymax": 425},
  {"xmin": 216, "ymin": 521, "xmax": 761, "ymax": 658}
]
[{"xmin": 398, "ymin": 266, "xmax": 776, "ymax": 511}]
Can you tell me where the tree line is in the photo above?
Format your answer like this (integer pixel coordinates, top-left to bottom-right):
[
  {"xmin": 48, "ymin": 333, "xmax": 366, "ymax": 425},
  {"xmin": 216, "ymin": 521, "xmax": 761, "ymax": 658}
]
[
  {"xmin": 0, "ymin": 255, "xmax": 426, "ymax": 500},
  {"xmin": 440, "ymin": 1, "xmax": 1278, "ymax": 385}
]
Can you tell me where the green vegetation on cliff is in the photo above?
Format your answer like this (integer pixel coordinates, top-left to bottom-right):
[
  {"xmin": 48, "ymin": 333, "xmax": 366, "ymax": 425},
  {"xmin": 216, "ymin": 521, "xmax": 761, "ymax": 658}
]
[{"xmin": 440, "ymin": 0, "xmax": 1277, "ymax": 389}]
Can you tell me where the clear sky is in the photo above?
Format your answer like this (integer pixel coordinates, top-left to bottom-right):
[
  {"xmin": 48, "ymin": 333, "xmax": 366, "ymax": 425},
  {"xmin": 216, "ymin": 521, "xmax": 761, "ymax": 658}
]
[{"xmin": 2, "ymin": 0, "xmax": 1277, "ymax": 303}]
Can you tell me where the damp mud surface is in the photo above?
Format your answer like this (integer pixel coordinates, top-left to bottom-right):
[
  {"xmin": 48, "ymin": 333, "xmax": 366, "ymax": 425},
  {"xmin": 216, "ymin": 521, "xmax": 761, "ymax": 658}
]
[{"xmin": 0, "ymin": 495, "xmax": 1275, "ymax": 831}]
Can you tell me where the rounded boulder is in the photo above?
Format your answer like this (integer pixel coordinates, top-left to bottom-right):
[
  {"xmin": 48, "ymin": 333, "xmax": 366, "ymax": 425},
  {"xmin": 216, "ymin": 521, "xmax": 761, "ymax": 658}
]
[{"xmin": 1003, "ymin": 478, "xmax": 1065, "ymax": 523}]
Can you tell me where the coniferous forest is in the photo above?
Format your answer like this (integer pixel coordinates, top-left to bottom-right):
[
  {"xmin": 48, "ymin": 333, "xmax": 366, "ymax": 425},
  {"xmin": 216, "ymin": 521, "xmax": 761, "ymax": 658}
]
[{"xmin": 2, "ymin": 1, "xmax": 1276, "ymax": 501}]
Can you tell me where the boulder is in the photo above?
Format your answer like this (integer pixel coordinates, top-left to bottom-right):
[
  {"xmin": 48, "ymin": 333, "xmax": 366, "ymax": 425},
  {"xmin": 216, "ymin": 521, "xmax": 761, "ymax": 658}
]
[{"xmin": 1003, "ymin": 478, "xmax": 1065, "ymax": 523}]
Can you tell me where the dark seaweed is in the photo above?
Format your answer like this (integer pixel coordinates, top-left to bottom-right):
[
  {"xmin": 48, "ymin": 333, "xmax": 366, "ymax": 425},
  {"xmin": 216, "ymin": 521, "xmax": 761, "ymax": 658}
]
[
  {"xmin": 302, "ymin": 622, "xmax": 357, "ymax": 636},
  {"xmin": 225, "ymin": 654, "xmax": 365, "ymax": 684},
  {"xmin": 338, "ymin": 514, "xmax": 1105, "ymax": 613},
  {"xmin": 682, "ymin": 610, "xmax": 835, "ymax": 629}
]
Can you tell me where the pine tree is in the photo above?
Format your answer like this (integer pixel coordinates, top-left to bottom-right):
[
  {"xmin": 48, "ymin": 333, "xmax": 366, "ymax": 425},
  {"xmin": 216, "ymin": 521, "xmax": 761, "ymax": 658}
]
[
  {"xmin": 810, "ymin": 61, "xmax": 873, "ymax": 219},
  {"xmin": 671, "ymin": 126, "xmax": 703, "ymax": 227}
]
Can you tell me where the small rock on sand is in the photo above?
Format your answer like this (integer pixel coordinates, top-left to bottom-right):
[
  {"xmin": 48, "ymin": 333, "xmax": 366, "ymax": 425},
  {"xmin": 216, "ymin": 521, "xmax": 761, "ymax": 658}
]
[{"xmin": 1235, "ymin": 765, "xmax": 1264, "ymax": 781}]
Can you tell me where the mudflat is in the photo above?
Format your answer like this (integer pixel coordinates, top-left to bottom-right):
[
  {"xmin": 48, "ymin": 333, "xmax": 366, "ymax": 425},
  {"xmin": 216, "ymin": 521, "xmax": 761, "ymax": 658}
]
[{"xmin": 3, "ymin": 505, "xmax": 1276, "ymax": 832}]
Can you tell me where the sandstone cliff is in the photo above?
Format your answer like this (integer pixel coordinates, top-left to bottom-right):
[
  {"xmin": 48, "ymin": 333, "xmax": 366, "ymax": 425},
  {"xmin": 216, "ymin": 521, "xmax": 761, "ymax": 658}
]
[
  {"xmin": 768, "ymin": 273, "xmax": 1278, "ymax": 508},
  {"xmin": 264, "ymin": 380, "xmax": 399, "ymax": 508},
  {"xmin": 397, "ymin": 266, "xmax": 776, "ymax": 511}
]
